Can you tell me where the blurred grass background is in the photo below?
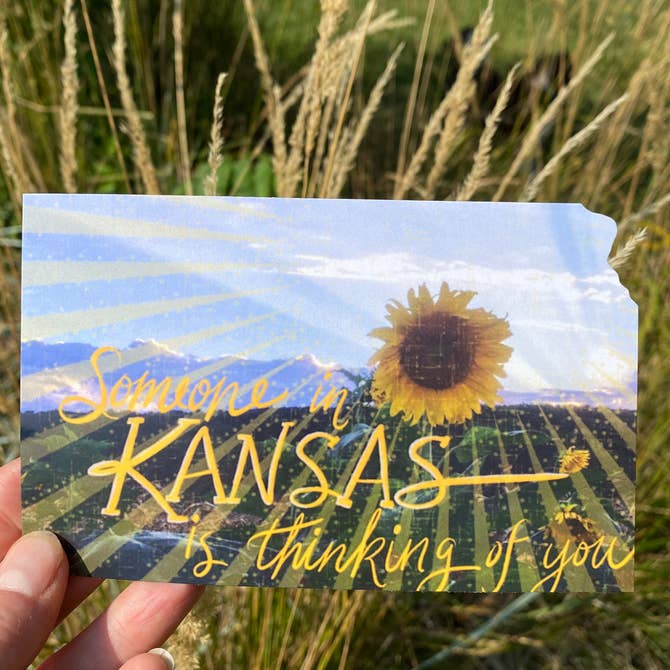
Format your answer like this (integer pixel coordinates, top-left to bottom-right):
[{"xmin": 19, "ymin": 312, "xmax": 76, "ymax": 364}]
[{"xmin": 0, "ymin": 0, "xmax": 669, "ymax": 667}]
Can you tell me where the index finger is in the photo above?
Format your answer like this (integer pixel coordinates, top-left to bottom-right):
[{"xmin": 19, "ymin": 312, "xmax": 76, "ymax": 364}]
[
  {"xmin": 0, "ymin": 458, "xmax": 22, "ymax": 559},
  {"xmin": 0, "ymin": 459, "xmax": 105, "ymax": 621}
]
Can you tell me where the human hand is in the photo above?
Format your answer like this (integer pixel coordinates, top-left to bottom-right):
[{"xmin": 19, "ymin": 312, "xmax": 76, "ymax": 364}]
[{"xmin": 0, "ymin": 458, "xmax": 204, "ymax": 670}]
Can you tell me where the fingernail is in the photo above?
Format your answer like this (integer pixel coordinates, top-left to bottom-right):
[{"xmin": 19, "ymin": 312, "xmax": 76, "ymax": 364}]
[
  {"xmin": 0, "ymin": 531, "xmax": 65, "ymax": 598},
  {"xmin": 148, "ymin": 648, "xmax": 175, "ymax": 670}
]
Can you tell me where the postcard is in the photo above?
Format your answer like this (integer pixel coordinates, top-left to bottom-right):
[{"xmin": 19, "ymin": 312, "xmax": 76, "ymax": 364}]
[{"xmin": 20, "ymin": 195, "xmax": 636, "ymax": 591}]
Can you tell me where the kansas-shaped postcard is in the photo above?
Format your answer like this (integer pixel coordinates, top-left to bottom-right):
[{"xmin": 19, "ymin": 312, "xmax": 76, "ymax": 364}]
[{"xmin": 20, "ymin": 195, "xmax": 636, "ymax": 592}]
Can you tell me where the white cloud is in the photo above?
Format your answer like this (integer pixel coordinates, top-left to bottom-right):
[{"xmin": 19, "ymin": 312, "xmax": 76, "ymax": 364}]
[
  {"xmin": 512, "ymin": 319, "xmax": 603, "ymax": 334},
  {"xmin": 289, "ymin": 252, "xmax": 628, "ymax": 306},
  {"xmin": 504, "ymin": 353, "xmax": 552, "ymax": 391},
  {"xmin": 584, "ymin": 346, "xmax": 637, "ymax": 390}
]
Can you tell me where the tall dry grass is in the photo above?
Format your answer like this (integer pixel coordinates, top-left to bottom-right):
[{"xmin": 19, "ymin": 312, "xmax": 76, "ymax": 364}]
[
  {"xmin": 58, "ymin": 0, "xmax": 78, "ymax": 194},
  {"xmin": 455, "ymin": 62, "xmax": 519, "ymax": 201},
  {"xmin": 0, "ymin": 0, "xmax": 669, "ymax": 667},
  {"xmin": 111, "ymin": 0, "xmax": 159, "ymax": 194},
  {"xmin": 204, "ymin": 72, "xmax": 227, "ymax": 197}
]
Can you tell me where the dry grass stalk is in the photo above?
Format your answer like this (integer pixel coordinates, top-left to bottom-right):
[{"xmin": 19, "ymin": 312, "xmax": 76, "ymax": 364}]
[
  {"xmin": 493, "ymin": 32, "xmax": 614, "ymax": 201},
  {"xmin": 204, "ymin": 72, "xmax": 227, "ymax": 197},
  {"xmin": 284, "ymin": 86, "xmax": 323, "ymax": 198},
  {"xmin": 173, "ymin": 0, "xmax": 192, "ymax": 195},
  {"xmin": 0, "ymin": 118, "xmax": 20, "ymax": 211},
  {"xmin": 456, "ymin": 63, "xmax": 520, "ymax": 201},
  {"xmin": 584, "ymin": 13, "xmax": 670, "ymax": 206},
  {"xmin": 111, "ymin": 0, "xmax": 159, "ymax": 194},
  {"xmin": 622, "ymin": 55, "xmax": 670, "ymax": 215},
  {"xmin": 609, "ymin": 228, "xmax": 648, "ymax": 270},
  {"xmin": 424, "ymin": 17, "xmax": 496, "ymax": 199},
  {"xmin": 165, "ymin": 604, "xmax": 206, "ymax": 669},
  {"xmin": 306, "ymin": 92, "xmax": 336, "ymax": 197},
  {"xmin": 301, "ymin": 0, "xmax": 349, "ymax": 196},
  {"xmin": 0, "ymin": 18, "xmax": 31, "ymax": 198},
  {"xmin": 319, "ymin": 0, "xmax": 375, "ymax": 198},
  {"xmin": 304, "ymin": 6, "xmax": 408, "ymax": 197},
  {"xmin": 0, "ymin": 23, "xmax": 17, "ymax": 144},
  {"xmin": 394, "ymin": 1, "xmax": 494, "ymax": 200},
  {"xmin": 581, "ymin": 69, "xmax": 645, "ymax": 207},
  {"xmin": 598, "ymin": 83, "xmax": 667, "ymax": 212},
  {"xmin": 326, "ymin": 9, "xmax": 411, "ymax": 69},
  {"xmin": 621, "ymin": 88, "xmax": 656, "ymax": 218},
  {"xmin": 521, "ymin": 93, "xmax": 629, "ymax": 202},
  {"xmin": 243, "ymin": 0, "xmax": 289, "ymax": 195},
  {"xmin": 644, "ymin": 78, "xmax": 670, "ymax": 188},
  {"xmin": 274, "ymin": 590, "xmax": 304, "ymax": 668},
  {"xmin": 243, "ymin": 2, "xmax": 405, "ymax": 198},
  {"xmin": 301, "ymin": 591, "xmax": 366, "ymax": 668},
  {"xmin": 328, "ymin": 42, "xmax": 403, "ymax": 198},
  {"xmin": 0, "ymin": 22, "xmax": 21, "ymax": 211},
  {"xmin": 229, "ymin": 81, "xmax": 304, "ymax": 197},
  {"xmin": 270, "ymin": 83, "xmax": 288, "ymax": 194},
  {"xmin": 268, "ymin": 84, "xmax": 292, "ymax": 197},
  {"xmin": 619, "ymin": 193, "xmax": 670, "ymax": 233},
  {"xmin": 80, "ymin": 0, "xmax": 130, "ymax": 192},
  {"xmin": 315, "ymin": 12, "xmax": 399, "ymax": 115},
  {"xmin": 395, "ymin": 0, "xmax": 436, "ymax": 187},
  {"xmin": 59, "ymin": 0, "xmax": 78, "ymax": 194},
  {"xmin": 286, "ymin": 0, "xmax": 352, "ymax": 198}
]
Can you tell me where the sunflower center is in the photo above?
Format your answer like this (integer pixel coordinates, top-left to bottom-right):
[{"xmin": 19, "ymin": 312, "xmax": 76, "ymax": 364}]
[{"xmin": 399, "ymin": 313, "xmax": 475, "ymax": 390}]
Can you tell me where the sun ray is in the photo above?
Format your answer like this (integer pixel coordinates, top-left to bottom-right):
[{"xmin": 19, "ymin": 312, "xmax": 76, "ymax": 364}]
[
  {"xmin": 493, "ymin": 414, "xmax": 540, "ymax": 591},
  {"xmin": 23, "ymin": 288, "xmax": 276, "ymax": 341},
  {"xmin": 383, "ymin": 474, "xmax": 420, "ymax": 591},
  {"xmin": 598, "ymin": 405, "xmax": 636, "ymax": 452},
  {"xmin": 471, "ymin": 430, "xmax": 495, "ymax": 592},
  {"xmin": 430, "ymin": 432, "xmax": 452, "ymax": 579},
  {"xmin": 514, "ymin": 411, "xmax": 594, "ymax": 591},
  {"xmin": 22, "ymin": 261, "xmax": 272, "ymax": 287},
  {"xmin": 565, "ymin": 406, "xmax": 634, "ymax": 514},
  {"xmin": 23, "ymin": 205, "xmax": 272, "ymax": 244}
]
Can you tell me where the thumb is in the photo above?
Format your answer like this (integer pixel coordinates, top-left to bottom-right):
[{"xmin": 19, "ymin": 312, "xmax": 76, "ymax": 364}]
[{"xmin": 0, "ymin": 531, "xmax": 69, "ymax": 670}]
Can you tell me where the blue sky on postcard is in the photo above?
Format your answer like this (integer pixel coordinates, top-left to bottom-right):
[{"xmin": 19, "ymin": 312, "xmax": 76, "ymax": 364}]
[{"xmin": 21, "ymin": 195, "xmax": 636, "ymax": 396}]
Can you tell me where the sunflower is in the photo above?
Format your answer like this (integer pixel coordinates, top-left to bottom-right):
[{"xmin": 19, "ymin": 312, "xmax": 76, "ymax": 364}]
[
  {"xmin": 368, "ymin": 282, "xmax": 512, "ymax": 426},
  {"xmin": 559, "ymin": 447, "xmax": 590, "ymax": 474},
  {"xmin": 545, "ymin": 503, "xmax": 601, "ymax": 546}
]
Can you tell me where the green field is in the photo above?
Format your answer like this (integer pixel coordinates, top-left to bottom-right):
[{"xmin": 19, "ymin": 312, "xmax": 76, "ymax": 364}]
[{"xmin": 22, "ymin": 403, "xmax": 635, "ymax": 593}]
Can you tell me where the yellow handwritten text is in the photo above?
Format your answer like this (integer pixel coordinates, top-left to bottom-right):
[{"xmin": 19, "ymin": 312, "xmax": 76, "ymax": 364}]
[
  {"xmin": 533, "ymin": 536, "xmax": 635, "ymax": 592},
  {"xmin": 59, "ymin": 345, "xmax": 288, "ymax": 424},
  {"xmin": 88, "ymin": 417, "xmax": 573, "ymax": 521},
  {"xmin": 309, "ymin": 370, "xmax": 350, "ymax": 430},
  {"xmin": 184, "ymin": 513, "xmax": 229, "ymax": 578}
]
